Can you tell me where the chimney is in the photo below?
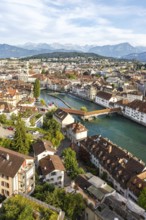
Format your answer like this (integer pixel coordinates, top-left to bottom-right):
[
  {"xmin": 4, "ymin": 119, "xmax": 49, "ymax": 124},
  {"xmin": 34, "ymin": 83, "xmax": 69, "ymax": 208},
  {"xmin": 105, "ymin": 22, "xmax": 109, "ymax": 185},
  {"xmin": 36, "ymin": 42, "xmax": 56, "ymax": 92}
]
[
  {"xmin": 6, "ymin": 154, "xmax": 9, "ymax": 160},
  {"xmin": 108, "ymin": 145, "xmax": 112, "ymax": 153}
]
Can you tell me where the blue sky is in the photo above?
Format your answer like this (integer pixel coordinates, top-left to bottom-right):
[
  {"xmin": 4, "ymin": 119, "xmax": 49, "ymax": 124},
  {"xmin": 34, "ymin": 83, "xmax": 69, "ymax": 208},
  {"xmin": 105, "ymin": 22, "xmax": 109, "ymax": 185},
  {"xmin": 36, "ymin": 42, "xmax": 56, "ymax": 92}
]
[{"xmin": 0, "ymin": 0, "xmax": 146, "ymax": 46}]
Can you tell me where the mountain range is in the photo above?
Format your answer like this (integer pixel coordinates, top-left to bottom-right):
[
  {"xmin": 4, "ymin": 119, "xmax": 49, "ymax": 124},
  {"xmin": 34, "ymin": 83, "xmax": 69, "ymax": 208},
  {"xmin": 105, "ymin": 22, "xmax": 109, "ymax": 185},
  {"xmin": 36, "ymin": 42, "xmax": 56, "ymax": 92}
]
[{"xmin": 0, "ymin": 42, "xmax": 146, "ymax": 61}]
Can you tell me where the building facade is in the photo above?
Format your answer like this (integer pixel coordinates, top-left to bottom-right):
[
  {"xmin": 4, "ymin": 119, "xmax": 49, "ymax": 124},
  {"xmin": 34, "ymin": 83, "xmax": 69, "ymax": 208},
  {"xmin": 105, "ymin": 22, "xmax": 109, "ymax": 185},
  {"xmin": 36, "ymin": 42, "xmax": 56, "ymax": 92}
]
[{"xmin": 0, "ymin": 147, "xmax": 35, "ymax": 197}]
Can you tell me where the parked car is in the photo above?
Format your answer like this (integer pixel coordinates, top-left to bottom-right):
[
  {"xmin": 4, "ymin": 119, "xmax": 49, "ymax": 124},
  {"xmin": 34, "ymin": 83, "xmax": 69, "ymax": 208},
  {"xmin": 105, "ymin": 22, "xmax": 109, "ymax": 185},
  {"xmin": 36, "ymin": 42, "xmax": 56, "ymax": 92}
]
[
  {"xmin": 7, "ymin": 135, "xmax": 14, "ymax": 139},
  {"xmin": 7, "ymin": 127, "xmax": 14, "ymax": 130},
  {"xmin": 33, "ymin": 131, "xmax": 39, "ymax": 135}
]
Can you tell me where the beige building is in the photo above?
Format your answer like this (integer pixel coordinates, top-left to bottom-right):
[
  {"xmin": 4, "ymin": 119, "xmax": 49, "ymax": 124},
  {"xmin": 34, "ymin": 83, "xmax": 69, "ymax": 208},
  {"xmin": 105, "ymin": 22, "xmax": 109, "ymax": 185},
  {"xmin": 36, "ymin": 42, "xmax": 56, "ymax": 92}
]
[{"xmin": 0, "ymin": 147, "xmax": 35, "ymax": 197}]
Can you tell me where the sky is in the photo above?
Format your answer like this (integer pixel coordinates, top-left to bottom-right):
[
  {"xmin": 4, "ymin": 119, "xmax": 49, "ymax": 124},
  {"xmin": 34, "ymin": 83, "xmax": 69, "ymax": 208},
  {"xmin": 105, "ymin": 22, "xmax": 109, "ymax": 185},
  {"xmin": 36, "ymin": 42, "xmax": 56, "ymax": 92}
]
[{"xmin": 1, "ymin": 0, "xmax": 146, "ymax": 46}]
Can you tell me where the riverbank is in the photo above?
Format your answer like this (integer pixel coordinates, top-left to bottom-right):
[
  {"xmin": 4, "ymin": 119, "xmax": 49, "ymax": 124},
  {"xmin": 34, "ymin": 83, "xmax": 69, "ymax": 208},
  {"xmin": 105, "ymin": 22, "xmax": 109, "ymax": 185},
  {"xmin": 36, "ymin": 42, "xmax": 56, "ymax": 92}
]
[{"xmin": 48, "ymin": 93, "xmax": 72, "ymax": 108}]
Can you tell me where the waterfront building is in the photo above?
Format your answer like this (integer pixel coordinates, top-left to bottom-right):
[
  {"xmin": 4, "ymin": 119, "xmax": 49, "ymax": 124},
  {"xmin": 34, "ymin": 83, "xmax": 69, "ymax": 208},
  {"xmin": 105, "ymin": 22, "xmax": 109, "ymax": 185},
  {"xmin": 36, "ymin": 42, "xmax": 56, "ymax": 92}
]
[
  {"xmin": 0, "ymin": 146, "xmax": 35, "ymax": 197},
  {"xmin": 53, "ymin": 108, "xmax": 75, "ymax": 128},
  {"xmin": 79, "ymin": 134, "xmax": 146, "ymax": 202},
  {"xmin": 95, "ymin": 91, "xmax": 119, "ymax": 108},
  {"xmin": 39, "ymin": 155, "xmax": 65, "ymax": 188},
  {"xmin": 121, "ymin": 91, "xmax": 143, "ymax": 102},
  {"xmin": 66, "ymin": 122, "xmax": 88, "ymax": 144},
  {"xmin": 124, "ymin": 99, "xmax": 146, "ymax": 126},
  {"xmin": 127, "ymin": 171, "xmax": 146, "ymax": 203}
]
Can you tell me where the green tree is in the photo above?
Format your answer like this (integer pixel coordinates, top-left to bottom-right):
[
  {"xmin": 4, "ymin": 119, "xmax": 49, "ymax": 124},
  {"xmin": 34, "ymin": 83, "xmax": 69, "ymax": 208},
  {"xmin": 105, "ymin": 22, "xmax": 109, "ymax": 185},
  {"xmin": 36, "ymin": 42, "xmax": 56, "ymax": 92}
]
[
  {"xmin": 43, "ymin": 116, "xmax": 64, "ymax": 148},
  {"xmin": 138, "ymin": 187, "xmax": 146, "ymax": 210},
  {"xmin": 11, "ymin": 117, "xmax": 30, "ymax": 154},
  {"xmin": 45, "ymin": 187, "xmax": 85, "ymax": 220},
  {"xmin": 64, "ymin": 193, "xmax": 85, "ymax": 219},
  {"xmin": 30, "ymin": 117, "xmax": 35, "ymax": 127},
  {"xmin": 0, "ymin": 138, "xmax": 12, "ymax": 149},
  {"xmin": 40, "ymin": 99, "xmax": 46, "ymax": 106},
  {"xmin": 33, "ymin": 79, "xmax": 40, "ymax": 99},
  {"xmin": 0, "ymin": 194, "xmax": 57, "ymax": 220},
  {"xmin": 10, "ymin": 113, "xmax": 17, "ymax": 121},
  {"xmin": 62, "ymin": 148, "xmax": 84, "ymax": 179},
  {"xmin": 0, "ymin": 114, "xmax": 7, "ymax": 124},
  {"xmin": 80, "ymin": 106, "xmax": 87, "ymax": 112}
]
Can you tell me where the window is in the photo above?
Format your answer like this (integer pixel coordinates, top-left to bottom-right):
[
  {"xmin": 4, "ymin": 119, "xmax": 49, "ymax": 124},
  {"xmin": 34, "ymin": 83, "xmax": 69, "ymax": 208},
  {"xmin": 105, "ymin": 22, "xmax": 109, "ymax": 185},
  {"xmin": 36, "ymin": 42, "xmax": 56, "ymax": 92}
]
[
  {"xmin": 57, "ymin": 176, "xmax": 62, "ymax": 180},
  {"xmin": 51, "ymin": 172, "xmax": 56, "ymax": 176},
  {"xmin": 6, "ymin": 183, "xmax": 9, "ymax": 188},
  {"xmin": 1, "ymin": 189, "xmax": 4, "ymax": 195}
]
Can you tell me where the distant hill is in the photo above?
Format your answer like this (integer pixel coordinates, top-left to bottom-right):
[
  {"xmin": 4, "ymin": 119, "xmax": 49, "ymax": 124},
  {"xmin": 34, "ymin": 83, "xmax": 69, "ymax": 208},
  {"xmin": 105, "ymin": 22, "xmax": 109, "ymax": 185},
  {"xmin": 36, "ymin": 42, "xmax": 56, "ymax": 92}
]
[
  {"xmin": 0, "ymin": 44, "xmax": 39, "ymax": 58},
  {"xmin": 27, "ymin": 51, "xmax": 105, "ymax": 59},
  {"xmin": 123, "ymin": 52, "xmax": 146, "ymax": 62},
  {"xmin": 1, "ymin": 42, "xmax": 146, "ymax": 59},
  {"xmin": 88, "ymin": 43, "xmax": 142, "ymax": 58}
]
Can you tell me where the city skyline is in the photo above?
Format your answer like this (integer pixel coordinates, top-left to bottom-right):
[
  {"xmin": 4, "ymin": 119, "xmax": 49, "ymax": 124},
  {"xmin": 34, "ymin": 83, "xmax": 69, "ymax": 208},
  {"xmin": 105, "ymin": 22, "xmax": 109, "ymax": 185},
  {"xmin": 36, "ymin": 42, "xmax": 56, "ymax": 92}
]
[{"xmin": 1, "ymin": 0, "xmax": 146, "ymax": 46}]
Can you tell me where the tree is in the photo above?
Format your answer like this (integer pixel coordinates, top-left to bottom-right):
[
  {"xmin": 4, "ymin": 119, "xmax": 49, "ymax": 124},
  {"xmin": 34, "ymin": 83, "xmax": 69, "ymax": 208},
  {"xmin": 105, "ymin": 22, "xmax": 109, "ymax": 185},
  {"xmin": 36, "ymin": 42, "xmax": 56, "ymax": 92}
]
[
  {"xmin": 43, "ymin": 115, "xmax": 64, "ymax": 148},
  {"xmin": 80, "ymin": 106, "xmax": 87, "ymax": 112},
  {"xmin": 11, "ymin": 117, "xmax": 30, "ymax": 154},
  {"xmin": 44, "ymin": 187, "xmax": 85, "ymax": 220},
  {"xmin": 0, "ymin": 138, "xmax": 12, "ymax": 149},
  {"xmin": 40, "ymin": 99, "xmax": 46, "ymax": 106},
  {"xmin": 30, "ymin": 117, "xmax": 35, "ymax": 127},
  {"xmin": 0, "ymin": 194, "xmax": 57, "ymax": 220},
  {"xmin": 33, "ymin": 79, "xmax": 40, "ymax": 99},
  {"xmin": 0, "ymin": 114, "xmax": 7, "ymax": 124},
  {"xmin": 138, "ymin": 187, "xmax": 146, "ymax": 209},
  {"xmin": 62, "ymin": 148, "xmax": 84, "ymax": 179}
]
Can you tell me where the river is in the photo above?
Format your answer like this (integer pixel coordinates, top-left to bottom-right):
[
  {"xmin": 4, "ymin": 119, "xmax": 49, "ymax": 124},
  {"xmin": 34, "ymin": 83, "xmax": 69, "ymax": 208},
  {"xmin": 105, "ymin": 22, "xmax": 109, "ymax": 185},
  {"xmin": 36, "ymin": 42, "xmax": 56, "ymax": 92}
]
[{"xmin": 41, "ymin": 90, "xmax": 146, "ymax": 163}]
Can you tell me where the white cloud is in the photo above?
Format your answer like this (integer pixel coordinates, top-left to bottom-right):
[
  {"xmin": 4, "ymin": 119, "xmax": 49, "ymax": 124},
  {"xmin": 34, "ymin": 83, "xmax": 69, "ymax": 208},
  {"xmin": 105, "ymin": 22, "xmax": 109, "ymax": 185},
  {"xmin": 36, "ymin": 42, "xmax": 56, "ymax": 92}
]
[{"xmin": 0, "ymin": 0, "xmax": 146, "ymax": 46}]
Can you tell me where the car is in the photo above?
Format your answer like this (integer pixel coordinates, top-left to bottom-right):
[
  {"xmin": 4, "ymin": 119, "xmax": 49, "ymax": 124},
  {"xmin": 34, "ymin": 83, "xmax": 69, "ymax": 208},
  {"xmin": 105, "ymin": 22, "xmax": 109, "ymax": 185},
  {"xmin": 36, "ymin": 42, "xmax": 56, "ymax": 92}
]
[
  {"xmin": 7, "ymin": 135, "xmax": 14, "ymax": 139},
  {"xmin": 32, "ymin": 131, "xmax": 39, "ymax": 135},
  {"xmin": 7, "ymin": 127, "xmax": 14, "ymax": 130}
]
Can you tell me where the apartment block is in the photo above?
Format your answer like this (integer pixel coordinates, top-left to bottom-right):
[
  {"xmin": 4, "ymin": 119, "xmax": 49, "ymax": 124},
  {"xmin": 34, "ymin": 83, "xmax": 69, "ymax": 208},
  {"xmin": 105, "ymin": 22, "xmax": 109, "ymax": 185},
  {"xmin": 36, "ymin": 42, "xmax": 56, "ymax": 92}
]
[{"xmin": 0, "ymin": 146, "xmax": 35, "ymax": 197}]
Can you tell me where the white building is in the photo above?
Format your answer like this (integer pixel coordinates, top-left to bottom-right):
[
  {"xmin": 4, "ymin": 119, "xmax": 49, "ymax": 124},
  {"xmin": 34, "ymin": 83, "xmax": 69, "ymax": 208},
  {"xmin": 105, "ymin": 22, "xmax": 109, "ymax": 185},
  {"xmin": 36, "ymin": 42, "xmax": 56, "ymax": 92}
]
[
  {"xmin": 95, "ymin": 91, "xmax": 118, "ymax": 108},
  {"xmin": 33, "ymin": 139, "xmax": 55, "ymax": 165},
  {"xmin": 39, "ymin": 155, "xmax": 65, "ymax": 188},
  {"xmin": 53, "ymin": 108, "xmax": 75, "ymax": 128},
  {"xmin": 124, "ymin": 100, "xmax": 146, "ymax": 126},
  {"xmin": 66, "ymin": 122, "xmax": 87, "ymax": 144}
]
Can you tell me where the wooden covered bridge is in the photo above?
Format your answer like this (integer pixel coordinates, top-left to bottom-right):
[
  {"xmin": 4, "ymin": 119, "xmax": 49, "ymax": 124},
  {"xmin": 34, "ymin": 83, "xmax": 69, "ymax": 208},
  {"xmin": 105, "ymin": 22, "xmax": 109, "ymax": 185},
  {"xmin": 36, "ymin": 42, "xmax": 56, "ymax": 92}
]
[{"xmin": 60, "ymin": 107, "xmax": 121, "ymax": 120}]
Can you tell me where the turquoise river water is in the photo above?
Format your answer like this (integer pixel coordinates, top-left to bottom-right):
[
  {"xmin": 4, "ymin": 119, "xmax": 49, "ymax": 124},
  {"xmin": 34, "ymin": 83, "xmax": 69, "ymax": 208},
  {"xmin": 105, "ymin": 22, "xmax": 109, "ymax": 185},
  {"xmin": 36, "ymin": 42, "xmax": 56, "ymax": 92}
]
[{"xmin": 41, "ymin": 90, "xmax": 146, "ymax": 163}]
